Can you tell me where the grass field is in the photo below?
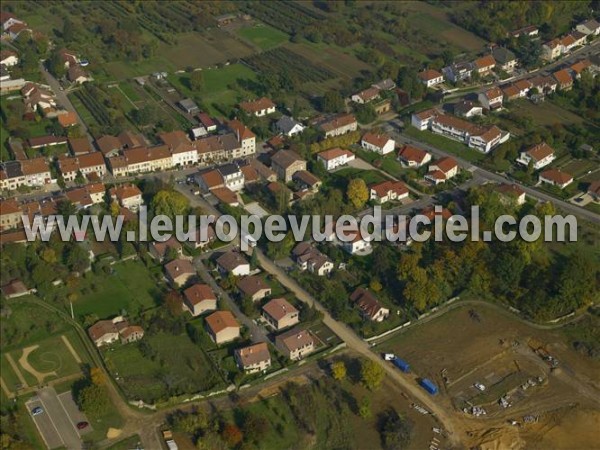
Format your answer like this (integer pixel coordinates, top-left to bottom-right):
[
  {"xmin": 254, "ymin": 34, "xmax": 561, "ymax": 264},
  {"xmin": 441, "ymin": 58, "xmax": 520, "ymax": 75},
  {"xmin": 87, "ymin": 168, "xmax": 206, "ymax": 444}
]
[
  {"xmin": 106, "ymin": 435, "xmax": 142, "ymax": 450},
  {"xmin": 332, "ymin": 168, "xmax": 389, "ymax": 187},
  {"xmin": 68, "ymin": 93, "xmax": 100, "ymax": 128},
  {"xmin": 509, "ymin": 99, "xmax": 585, "ymax": 126},
  {"xmin": 72, "ymin": 260, "xmax": 163, "ymax": 319},
  {"xmin": 104, "ymin": 331, "xmax": 223, "ymax": 403},
  {"xmin": 557, "ymin": 159, "xmax": 598, "ymax": 178},
  {"xmin": 238, "ymin": 24, "xmax": 289, "ymax": 50},
  {"xmin": 403, "ymin": 126, "xmax": 486, "ymax": 163}
]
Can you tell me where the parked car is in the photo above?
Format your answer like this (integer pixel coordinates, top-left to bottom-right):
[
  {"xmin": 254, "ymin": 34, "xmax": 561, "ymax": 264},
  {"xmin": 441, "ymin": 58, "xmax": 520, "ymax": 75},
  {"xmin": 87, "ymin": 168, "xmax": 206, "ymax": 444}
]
[
  {"xmin": 76, "ymin": 421, "xmax": 89, "ymax": 430},
  {"xmin": 31, "ymin": 407, "xmax": 43, "ymax": 416}
]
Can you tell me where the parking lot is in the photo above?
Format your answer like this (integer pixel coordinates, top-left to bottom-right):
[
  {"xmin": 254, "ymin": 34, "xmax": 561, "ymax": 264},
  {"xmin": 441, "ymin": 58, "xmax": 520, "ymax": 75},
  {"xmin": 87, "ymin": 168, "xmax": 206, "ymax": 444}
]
[{"xmin": 26, "ymin": 387, "xmax": 92, "ymax": 449}]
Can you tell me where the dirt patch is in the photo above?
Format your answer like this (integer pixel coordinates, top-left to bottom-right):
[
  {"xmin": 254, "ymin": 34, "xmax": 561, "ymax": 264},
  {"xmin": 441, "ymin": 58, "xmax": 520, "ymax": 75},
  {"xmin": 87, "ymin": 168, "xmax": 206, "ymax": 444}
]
[
  {"xmin": 18, "ymin": 346, "xmax": 57, "ymax": 384},
  {"xmin": 106, "ymin": 428, "xmax": 123, "ymax": 439},
  {"xmin": 61, "ymin": 335, "xmax": 82, "ymax": 364},
  {"xmin": 5, "ymin": 353, "xmax": 28, "ymax": 388}
]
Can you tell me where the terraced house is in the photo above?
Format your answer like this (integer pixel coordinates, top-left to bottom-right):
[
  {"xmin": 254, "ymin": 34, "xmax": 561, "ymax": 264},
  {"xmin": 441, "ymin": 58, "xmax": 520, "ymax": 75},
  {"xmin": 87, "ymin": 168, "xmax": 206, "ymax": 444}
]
[{"xmin": 0, "ymin": 157, "xmax": 51, "ymax": 190}]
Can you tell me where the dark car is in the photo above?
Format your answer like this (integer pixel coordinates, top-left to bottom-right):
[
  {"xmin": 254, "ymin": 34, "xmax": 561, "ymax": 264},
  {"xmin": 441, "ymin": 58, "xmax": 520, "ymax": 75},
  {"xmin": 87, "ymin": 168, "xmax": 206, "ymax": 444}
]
[{"xmin": 76, "ymin": 421, "xmax": 89, "ymax": 430}]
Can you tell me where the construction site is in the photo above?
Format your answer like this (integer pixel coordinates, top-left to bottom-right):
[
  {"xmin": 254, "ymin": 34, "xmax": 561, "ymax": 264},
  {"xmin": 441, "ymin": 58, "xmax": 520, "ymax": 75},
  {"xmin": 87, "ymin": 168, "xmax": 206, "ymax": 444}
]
[{"xmin": 378, "ymin": 303, "xmax": 600, "ymax": 449}]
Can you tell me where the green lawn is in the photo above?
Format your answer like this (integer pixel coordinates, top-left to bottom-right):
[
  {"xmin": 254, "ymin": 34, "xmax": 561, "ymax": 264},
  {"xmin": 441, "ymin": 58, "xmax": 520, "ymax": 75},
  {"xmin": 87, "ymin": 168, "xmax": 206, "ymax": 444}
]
[
  {"xmin": 68, "ymin": 93, "xmax": 100, "ymax": 128},
  {"xmin": 238, "ymin": 24, "xmax": 289, "ymax": 50},
  {"xmin": 103, "ymin": 331, "xmax": 224, "ymax": 403},
  {"xmin": 118, "ymin": 82, "xmax": 141, "ymax": 102},
  {"xmin": 403, "ymin": 127, "xmax": 486, "ymax": 163},
  {"xmin": 332, "ymin": 168, "xmax": 389, "ymax": 187},
  {"xmin": 106, "ymin": 435, "xmax": 142, "ymax": 450},
  {"xmin": 73, "ymin": 260, "xmax": 163, "ymax": 319}
]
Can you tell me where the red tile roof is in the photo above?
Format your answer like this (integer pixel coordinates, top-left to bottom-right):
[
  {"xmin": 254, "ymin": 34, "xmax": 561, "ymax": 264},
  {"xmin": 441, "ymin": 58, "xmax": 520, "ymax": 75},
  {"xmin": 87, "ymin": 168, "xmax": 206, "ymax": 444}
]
[
  {"xmin": 205, "ymin": 310, "xmax": 239, "ymax": 334},
  {"xmin": 418, "ymin": 69, "xmax": 443, "ymax": 81},
  {"xmin": 239, "ymin": 97, "xmax": 276, "ymax": 114},
  {"xmin": 362, "ymin": 131, "xmax": 392, "ymax": 149},
  {"xmin": 540, "ymin": 169, "xmax": 573, "ymax": 185},
  {"xmin": 397, "ymin": 145, "xmax": 429, "ymax": 164}
]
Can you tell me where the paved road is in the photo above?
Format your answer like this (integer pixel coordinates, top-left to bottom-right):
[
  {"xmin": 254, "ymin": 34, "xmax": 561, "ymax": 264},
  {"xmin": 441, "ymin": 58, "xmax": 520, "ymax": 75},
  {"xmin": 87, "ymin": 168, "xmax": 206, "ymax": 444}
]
[{"xmin": 394, "ymin": 133, "xmax": 600, "ymax": 224}]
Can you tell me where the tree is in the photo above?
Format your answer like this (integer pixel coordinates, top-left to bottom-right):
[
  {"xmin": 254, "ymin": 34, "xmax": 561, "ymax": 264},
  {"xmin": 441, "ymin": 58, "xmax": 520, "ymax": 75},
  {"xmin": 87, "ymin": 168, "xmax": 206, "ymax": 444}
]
[
  {"xmin": 47, "ymin": 50, "xmax": 66, "ymax": 78},
  {"xmin": 379, "ymin": 408, "xmax": 413, "ymax": 450},
  {"xmin": 321, "ymin": 90, "xmax": 345, "ymax": 113},
  {"xmin": 242, "ymin": 413, "xmax": 270, "ymax": 443},
  {"xmin": 131, "ymin": 105, "xmax": 158, "ymax": 126},
  {"xmin": 346, "ymin": 178, "xmax": 369, "ymax": 209},
  {"xmin": 369, "ymin": 279, "xmax": 383, "ymax": 292},
  {"xmin": 190, "ymin": 70, "xmax": 204, "ymax": 91},
  {"xmin": 77, "ymin": 384, "xmax": 109, "ymax": 416},
  {"xmin": 221, "ymin": 423, "xmax": 243, "ymax": 447},
  {"xmin": 360, "ymin": 359, "xmax": 385, "ymax": 390},
  {"xmin": 359, "ymin": 396, "xmax": 372, "ymax": 419},
  {"xmin": 151, "ymin": 190, "xmax": 189, "ymax": 220},
  {"xmin": 90, "ymin": 367, "xmax": 105, "ymax": 386},
  {"xmin": 331, "ymin": 360, "xmax": 347, "ymax": 381},
  {"xmin": 164, "ymin": 290, "xmax": 183, "ymax": 317}
]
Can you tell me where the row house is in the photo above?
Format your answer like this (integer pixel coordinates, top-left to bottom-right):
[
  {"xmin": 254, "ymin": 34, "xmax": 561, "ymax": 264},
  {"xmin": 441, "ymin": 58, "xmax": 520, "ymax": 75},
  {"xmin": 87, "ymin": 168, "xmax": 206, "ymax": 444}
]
[
  {"xmin": 158, "ymin": 130, "xmax": 198, "ymax": 166},
  {"xmin": 0, "ymin": 199, "xmax": 21, "ymax": 231},
  {"xmin": 196, "ymin": 133, "xmax": 238, "ymax": 163},
  {"xmin": 430, "ymin": 114, "xmax": 508, "ymax": 153},
  {"xmin": 317, "ymin": 148, "xmax": 355, "ymax": 171},
  {"xmin": 227, "ymin": 119, "xmax": 256, "ymax": 157},
  {"xmin": 361, "ymin": 131, "xmax": 395, "ymax": 155},
  {"xmin": 318, "ymin": 113, "xmax": 358, "ymax": 138},
  {"xmin": 108, "ymin": 145, "xmax": 172, "ymax": 177},
  {"xmin": 63, "ymin": 183, "xmax": 105, "ymax": 210},
  {"xmin": 411, "ymin": 108, "xmax": 438, "ymax": 131},
  {"xmin": 0, "ymin": 157, "xmax": 51, "ymax": 191},
  {"xmin": 58, "ymin": 152, "xmax": 106, "ymax": 182},
  {"xmin": 576, "ymin": 19, "xmax": 600, "ymax": 36},
  {"xmin": 418, "ymin": 69, "xmax": 444, "ymax": 87},
  {"xmin": 553, "ymin": 69, "xmax": 573, "ymax": 91},
  {"xmin": 397, "ymin": 144, "xmax": 431, "ymax": 168},
  {"xmin": 516, "ymin": 142, "xmax": 555, "ymax": 170}
]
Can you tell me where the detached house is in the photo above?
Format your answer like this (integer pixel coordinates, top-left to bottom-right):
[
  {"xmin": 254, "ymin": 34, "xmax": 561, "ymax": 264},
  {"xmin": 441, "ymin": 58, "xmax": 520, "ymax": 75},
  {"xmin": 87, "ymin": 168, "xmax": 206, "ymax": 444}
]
[
  {"xmin": 291, "ymin": 242, "xmax": 333, "ymax": 276},
  {"xmin": 539, "ymin": 169, "xmax": 573, "ymax": 189},
  {"xmin": 497, "ymin": 184, "xmax": 526, "ymax": 205},
  {"xmin": 164, "ymin": 258, "xmax": 196, "ymax": 287},
  {"xmin": 425, "ymin": 157, "xmax": 459, "ymax": 184},
  {"xmin": 492, "ymin": 47, "xmax": 517, "ymax": 72},
  {"xmin": 542, "ymin": 39, "xmax": 562, "ymax": 61},
  {"xmin": 88, "ymin": 317, "xmax": 144, "ymax": 347},
  {"xmin": 239, "ymin": 97, "xmax": 276, "ymax": 117},
  {"xmin": 0, "ymin": 50, "xmax": 18, "ymax": 67},
  {"xmin": 318, "ymin": 113, "xmax": 358, "ymax": 138},
  {"xmin": 473, "ymin": 55, "xmax": 496, "ymax": 75},
  {"xmin": 350, "ymin": 287, "xmax": 389, "ymax": 322},
  {"xmin": 205, "ymin": 311, "xmax": 240, "ymax": 344},
  {"xmin": 317, "ymin": 148, "xmax": 355, "ymax": 171},
  {"xmin": 235, "ymin": 342, "xmax": 271, "ymax": 374},
  {"xmin": 397, "ymin": 145, "xmax": 431, "ymax": 168},
  {"xmin": 478, "ymin": 87, "xmax": 503, "ymax": 110},
  {"xmin": 237, "ymin": 275, "xmax": 271, "ymax": 302},
  {"xmin": 275, "ymin": 328, "xmax": 314, "ymax": 360},
  {"xmin": 361, "ymin": 131, "xmax": 395, "ymax": 155},
  {"xmin": 369, "ymin": 180, "xmax": 409, "ymax": 204},
  {"xmin": 341, "ymin": 231, "xmax": 372, "ymax": 255},
  {"xmin": 430, "ymin": 114, "xmax": 507, "ymax": 153},
  {"xmin": 0, "ymin": 199, "xmax": 22, "ymax": 231},
  {"xmin": 516, "ymin": 142, "xmax": 555, "ymax": 170},
  {"xmin": 351, "ymin": 86, "xmax": 380, "ymax": 104},
  {"xmin": 64, "ymin": 183, "xmax": 105, "ymax": 210},
  {"xmin": 442, "ymin": 62, "xmax": 473, "ymax": 83},
  {"xmin": 183, "ymin": 283, "xmax": 217, "ymax": 316},
  {"xmin": 553, "ymin": 69, "xmax": 573, "ymax": 91},
  {"xmin": 216, "ymin": 251, "xmax": 250, "ymax": 276},
  {"xmin": 276, "ymin": 116, "xmax": 305, "ymax": 136},
  {"xmin": 271, "ymin": 150, "xmax": 306, "ymax": 182},
  {"xmin": 418, "ymin": 69, "xmax": 444, "ymax": 87},
  {"xmin": 149, "ymin": 237, "xmax": 183, "ymax": 262},
  {"xmin": 576, "ymin": 18, "xmax": 600, "ymax": 36},
  {"xmin": 109, "ymin": 184, "xmax": 143, "ymax": 212},
  {"xmin": 262, "ymin": 297, "xmax": 299, "ymax": 331}
]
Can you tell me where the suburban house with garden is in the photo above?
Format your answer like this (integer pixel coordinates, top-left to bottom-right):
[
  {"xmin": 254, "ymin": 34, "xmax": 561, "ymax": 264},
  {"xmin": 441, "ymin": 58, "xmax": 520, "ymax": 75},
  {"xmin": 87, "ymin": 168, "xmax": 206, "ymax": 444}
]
[
  {"xmin": 317, "ymin": 148, "xmax": 355, "ymax": 171},
  {"xmin": 183, "ymin": 283, "xmax": 217, "ymax": 316},
  {"xmin": 239, "ymin": 97, "xmax": 276, "ymax": 117},
  {"xmin": 350, "ymin": 287, "xmax": 390, "ymax": 322},
  {"xmin": 516, "ymin": 142, "xmax": 556, "ymax": 169},
  {"xmin": 262, "ymin": 297, "xmax": 300, "ymax": 331},
  {"xmin": 205, "ymin": 310, "xmax": 240, "ymax": 344},
  {"xmin": 318, "ymin": 113, "xmax": 358, "ymax": 138},
  {"xmin": 275, "ymin": 328, "xmax": 315, "ymax": 360},
  {"xmin": 539, "ymin": 169, "xmax": 574, "ymax": 189},
  {"xmin": 397, "ymin": 145, "xmax": 431, "ymax": 168},
  {"xmin": 88, "ymin": 317, "xmax": 144, "ymax": 347},
  {"xmin": 361, "ymin": 131, "xmax": 395, "ymax": 155},
  {"xmin": 425, "ymin": 157, "xmax": 459, "ymax": 184},
  {"xmin": 291, "ymin": 242, "xmax": 334, "ymax": 276},
  {"xmin": 164, "ymin": 258, "xmax": 196, "ymax": 287},
  {"xmin": 369, "ymin": 180, "xmax": 409, "ymax": 204},
  {"xmin": 236, "ymin": 275, "xmax": 272, "ymax": 302},
  {"xmin": 216, "ymin": 251, "xmax": 250, "ymax": 276},
  {"xmin": 234, "ymin": 342, "xmax": 271, "ymax": 374}
]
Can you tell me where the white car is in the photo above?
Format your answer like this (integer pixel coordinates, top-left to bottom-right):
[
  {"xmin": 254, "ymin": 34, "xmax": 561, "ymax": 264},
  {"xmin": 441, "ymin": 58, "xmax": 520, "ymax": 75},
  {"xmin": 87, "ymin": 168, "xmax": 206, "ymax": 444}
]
[
  {"xmin": 383, "ymin": 353, "xmax": 396, "ymax": 361},
  {"xmin": 474, "ymin": 382, "xmax": 486, "ymax": 391}
]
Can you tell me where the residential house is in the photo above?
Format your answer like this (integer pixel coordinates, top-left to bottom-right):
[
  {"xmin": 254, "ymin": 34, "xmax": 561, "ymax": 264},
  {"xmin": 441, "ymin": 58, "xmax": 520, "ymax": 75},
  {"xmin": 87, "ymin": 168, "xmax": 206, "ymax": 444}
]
[
  {"xmin": 120, "ymin": 131, "xmax": 146, "ymax": 150},
  {"xmin": 454, "ymin": 100, "xmax": 483, "ymax": 118},
  {"xmin": 227, "ymin": 119, "xmax": 256, "ymax": 157},
  {"xmin": 576, "ymin": 18, "xmax": 600, "ymax": 36},
  {"xmin": 553, "ymin": 69, "xmax": 573, "ymax": 90},
  {"xmin": 361, "ymin": 131, "xmax": 395, "ymax": 155},
  {"xmin": 57, "ymin": 111, "xmax": 78, "ymax": 128},
  {"xmin": 442, "ymin": 62, "xmax": 473, "ymax": 83},
  {"xmin": 196, "ymin": 169, "xmax": 224, "ymax": 193},
  {"xmin": 218, "ymin": 163, "xmax": 245, "ymax": 191},
  {"xmin": 159, "ymin": 130, "xmax": 198, "ymax": 166},
  {"xmin": 1, "ymin": 279, "xmax": 32, "ymax": 299},
  {"xmin": 64, "ymin": 183, "xmax": 105, "ymax": 209},
  {"xmin": 275, "ymin": 116, "xmax": 305, "ymax": 136},
  {"xmin": 0, "ymin": 199, "xmax": 21, "ymax": 231},
  {"xmin": 292, "ymin": 170, "xmax": 321, "ymax": 193},
  {"xmin": 417, "ymin": 69, "xmax": 444, "ymax": 87},
  {"xmin": 350, "ymin": 287, "xmax": 390, "ymax": 322},
  {"xmin": 318, "ymin": 113, "xmax": 358, "ymax": 138},
  {"xmin": 216, "ymin": 251, "xmax": 250, "ymax": 276},
  {"xmin": 183, "ymin": 283, "xmax": 217, "ymax": 316},
  {"xmin": 0, "ymin": 158, "xmax": 51, "ymax": 191},
  {"xmin": 587, "ymin": 180, "xmax": 600, "ymax": 202},
  {"xmin": 542, "ymin": 39, "xmax": 563, "ymax": 61},
  {"xmin": 164, "ymin": 258, "xmax": 196, "ymax": 287},
  {"xmin": 509, "ymin": 25, "xmax": 539, "ymax": 39},
  {"xmin": 425, "ymin": 157, "xmax": 459, "ymax": 184},
  {"xmin": 67, "ymin": 66, "xmax": 91, "ymax": 84},
  {"xmin": 191, "ymin": 223, "xmax": 216, "ymax": 250},
  {"xmin": 190, "ymin": 126, "xmax": 208, "ymax": 140},
  {"xmin": 58, "ymin": 152, "xmax": 107, "ymax": 182},
  {"xmin": 237, "ymin": 275, "xmax": 271, "ymax": 302},
  {"xmin": 501, "ymin": 84, "xmax": 521, "ymax": 101},
  {"xmin": 88, "ymin": 317, "xmax": 143, "ymax": 347},
  {"xmin": 430, "ymin": 114, "xmax": 507, "ymax": 153},
  {"xmin": 397, "ymin": 144, "xmax": 431, "ymax": 168},
  {"xmin": 211, "ymin": 187, "xmax": 239, "ymax": 206},
  {"xmin": 539, "ymin": 169, "xmax": 573, "ymax": 189},
  {"xmin": 59, "ymin": 48, "xmax": 78, "ymax": 68},
  {"xmin": 28, "ymin": 136, "xmax": 67, "ymax": 149},
  {"xmin": 235, "ymin": 342, "xmax": 271, "ymax": 374},
  {"xmin": 248, "ymin": 159, "xmax": 277, "ymax": 182},
  {"xmin": 492, "ymin": 47, "xmax": 517, "ymax": 72},
  {"xmin": 275, "ymin": 328, "xmax": 314, "ymax": 360},
  {"xmin": 351, "ymin": 86, "xmax": 380, "ymax": 104},
  {"xmin": 570, "ymin": 59, "xmax": 592, "ymax": 79},
  {"xmin": 1, "ymin": 12, "xmax": 25, "ymax": 34},
  {"xmin": 371, "ymin": 79, "xmax": 396, "ymax": 91},
  {"xmin": 0, "ymin": 50, "xmax": 18, "ymax": 67},
  {"xmin": 205, "ymin": 311, "xmax": 240, "ymax": 344},
  {"xmin": 271, "ymin": 150, "xmax": 306, "ymax": 182},
  {"xmin": 262, "ymin": 297, "xmax": 299, "ymax": 331},
  {"xmin": 149, "ymin": 237, "xmax": 183, "ymax": 262},
  {"xmin": 369, "ymin": 180, "xmax": 409, "ymax": 204},
  {"xmin": 108, "ymin": 145, "xmax": 173, "ymax": 177},
  {"xmin": 567, "ymin": 31, "xmax": 588, "ymax": 49},
  {"xmin": 497, "ymin": 183, "xmax": 526, "ymax": 205},
  {"xmin": 341, "ymin": 232, "xmax": 372, "ymax": 255},
  {"xmin": 239, "ymin": 97, "xmax": 276, "ymax": 116},
  {"xmin": 317, "ymin": 148, "xmax": 355, "ymax": 171},
  {"xmin": 109, "ymin": 184, "xmax": 143, "ymax": 212},
  {"xmin": 291, "ymin": 242, "xmax": 333, "ymax": 276},
  {"xmin": 516, "ymin": 142, "xmax": 556, "ymax": 169},
  {"xmin": 529, "ymin": 75, "xmax": 557, "ymax": 95},
  {"xmin": 411, "ymin": 108, "xmax": 438, "ymax": 131},
  {"xmin": 478, "ymin": 87, "xmax": 503, "ymax": 110},
  {"xmin": 96, "ymin": 135, "xmax": 122, "ymax": 157},
  {"xmin": 196, "ymin": 133, "xmax": 238, "ymax": 162}
]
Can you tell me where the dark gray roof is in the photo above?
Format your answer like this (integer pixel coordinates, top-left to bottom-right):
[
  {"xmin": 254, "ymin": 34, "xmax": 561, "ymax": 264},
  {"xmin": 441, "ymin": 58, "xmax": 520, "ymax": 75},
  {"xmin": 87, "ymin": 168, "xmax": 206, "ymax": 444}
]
[
  {"xmin": 276, "ymin": 116, "xmax": 302, "ymax": 134},
  {"xmin": 218, "ymin": 163, "xmax": 240, "ymax": 177},
  {"xmin": 492, "ymin": 47, "xmax": 516, "ymax": 64},
  {"xmin": 1, "ymin": 161, "xmax": 23, "ymax": 178}
]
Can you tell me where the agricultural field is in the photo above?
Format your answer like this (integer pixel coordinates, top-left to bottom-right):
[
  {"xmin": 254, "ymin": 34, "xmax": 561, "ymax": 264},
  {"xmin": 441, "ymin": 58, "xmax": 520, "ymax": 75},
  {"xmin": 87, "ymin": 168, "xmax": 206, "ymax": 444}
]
[
  {"xmin": 237, "ymin": 23, "xmax": 289, "ymax": 50},
  {"xmin": 508, "ymin": 99, "xmax": 586, "ymax": 127},
  {"xmin": 378, "ymin": 303, "xmax": 600, "ymax": 449}
]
